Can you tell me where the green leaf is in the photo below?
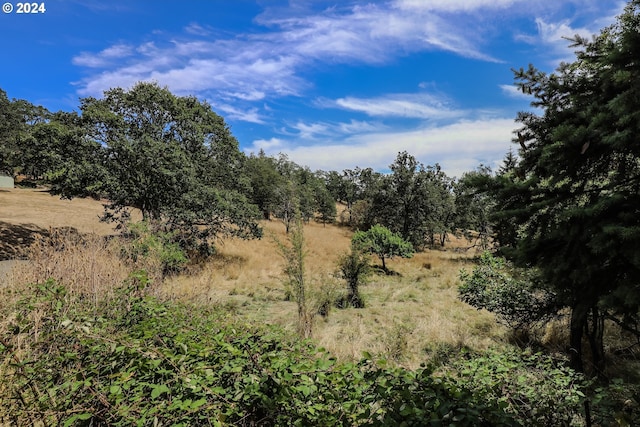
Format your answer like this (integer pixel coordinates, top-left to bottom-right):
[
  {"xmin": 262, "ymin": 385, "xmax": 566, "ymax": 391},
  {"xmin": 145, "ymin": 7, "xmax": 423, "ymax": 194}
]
[
  {"xmin": 151, "ymin": 384, "xmax": 170, "ymax": 399},
  {"xmin": 63, "ymin": 413, "xmax": 92, "ymax": 427}
]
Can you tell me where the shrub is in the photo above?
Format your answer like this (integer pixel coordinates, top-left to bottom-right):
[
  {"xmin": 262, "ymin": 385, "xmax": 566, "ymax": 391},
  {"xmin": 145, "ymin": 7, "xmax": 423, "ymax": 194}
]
[
  {"xmin": 352, "ymin": 224, "xmax": 414, "ymax": 273},
  {"xmin": 337, "ymin": 248, "xmax": 371, "ymax": 308},
  {"xmin": 0, "ymin": 279, "xmax": 517, "ymax": 426},
  {"xmin": 458, "ymin": 252, "xmax": 557, "ymax": 331},
  {"xmin": 120, "ymin": 220, "xmax": 188, "ymax": 278},
  {"xmin": 440, "ymin": 348, "xmax": 589, "ymax": 426}
]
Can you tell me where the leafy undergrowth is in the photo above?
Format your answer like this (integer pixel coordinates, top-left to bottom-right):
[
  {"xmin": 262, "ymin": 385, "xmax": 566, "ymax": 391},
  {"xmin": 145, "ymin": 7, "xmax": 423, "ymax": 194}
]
[{"xmin": 0, "ymin": 275, "xmax": 636, "ymax": 426}]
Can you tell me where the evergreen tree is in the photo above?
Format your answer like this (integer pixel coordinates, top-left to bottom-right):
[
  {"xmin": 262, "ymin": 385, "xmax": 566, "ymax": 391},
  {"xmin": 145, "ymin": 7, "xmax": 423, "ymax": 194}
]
[{"xmin": 495, "ymin": 1, "xmax": 640, "ymax": 373}]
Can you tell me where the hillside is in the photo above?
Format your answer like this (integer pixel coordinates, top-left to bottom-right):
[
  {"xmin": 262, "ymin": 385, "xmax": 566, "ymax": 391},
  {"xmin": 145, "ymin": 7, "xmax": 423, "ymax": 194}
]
[
  {"xmin": 2, "ymin": 188, "xmax": 638, "ymax": 425},
  {"xmin": 0, "ymin": 188, "xmax": 505, "ymax": 367},
  {"xmin": 0, "ymin": 188, "xmax": 114, "ymax": 260}
]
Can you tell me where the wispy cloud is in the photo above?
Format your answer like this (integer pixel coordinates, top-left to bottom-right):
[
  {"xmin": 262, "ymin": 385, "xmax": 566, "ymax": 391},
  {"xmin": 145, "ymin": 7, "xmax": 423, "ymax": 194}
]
[
  {"xmin": 499, "ymin": 84, "xmax": 531, "ymax": 100},
  {"xmin": 212, "ymin": 104, "xmax": 265, "ymax": 124},
  {"xmin": 185, "ymin": 23, "xmax": 213, "ymax": 37},
  {"xmin": 247, "ymin": 117, "xmax": 517, "ymax": 177},
  {"xmin": 534, "ymin": 18, "xmax": 593, "ymax": 61},
  {"xmin": 72, "ymin": 44, "xmax": 134, "ymax": 68},
  {"xmin": 515, "ymin": 2, "xmax": 625, "ymax": 66},
  {"xmin": 276, "ymin": 119, "xmax": 387, "ymax": 141},
  {"xmin": 73, "ymin": 0, "xmax": 511, "ymax": 104},
  {"xmin": 249, "ymin": 137, "xmax": 284, "ymax": 152},
  {"xmin": 327, "ymin": 93, "xmax": 464, "ymax": 120},
  {"xmin": 394, "ymin": 0, "xmax": 526, "ymax": 13}
]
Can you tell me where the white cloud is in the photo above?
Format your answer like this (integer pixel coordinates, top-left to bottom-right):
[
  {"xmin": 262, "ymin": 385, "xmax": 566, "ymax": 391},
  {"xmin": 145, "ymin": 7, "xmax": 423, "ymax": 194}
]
[
  {"xmin": 264, "ymin": 118, "xmax": 386, "ymax": 141},
  {"xmin": 73, "ymin": 0, "xmax": 510, "ymax": 100},
  {"xmin": 394, "ymin": 0, "xmax": 526, "ymax": 13},
  {"xmin": 210, "ymin": 103, "xmax": 265, "ymax": 124},
  {"xmin": 534, "ymin": 18, "xmax": 592, "ymax": 58},
  {"xmin": 72, "ymin": 44, "xmax": 133, "ymax": 67},
  {"xmin": 337, "ymin": 119, "xmax": 386, "ymax": 134},
  {"xmin": 331, "ymin": 93, "xmax": 464, "ymax": 120},
  {"xmin": 222, "ymin": 90, "xmax": 266, "ymax": 101},
  {"xmin": 499, "ymin": 84, "xmax": 531, "ymax": 100},
  {"xmin": 248, "ymin": 137, "xmax": 284, "ymax": 152},
  {"xmin": 251, "ymin": 117, "xmax": 517, "ymax": 178},
  {"xmin": 185, "ymin": 23, "xmax": 212, "ymax": 36},
  {"xmin": 290, "ymin": 121, "xmax": 330, "ymax": 139},
  {"xmin": 516, "ymin": 2, "xmax": 625, "ymax": 67}
]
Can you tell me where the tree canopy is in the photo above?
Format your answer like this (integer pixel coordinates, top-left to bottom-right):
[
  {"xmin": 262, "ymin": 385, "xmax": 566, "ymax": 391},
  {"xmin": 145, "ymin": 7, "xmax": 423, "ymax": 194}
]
[
  {"xmin": 352, "ymin": 224, "xmax": 414, "ymax": 272},
  {"xmin": 490, "ymin": 0, "xmax": 640, "ymax": 373},
  {"xmin": 69, "ymin": 82, "xmax": 262, "ymax": 254}
]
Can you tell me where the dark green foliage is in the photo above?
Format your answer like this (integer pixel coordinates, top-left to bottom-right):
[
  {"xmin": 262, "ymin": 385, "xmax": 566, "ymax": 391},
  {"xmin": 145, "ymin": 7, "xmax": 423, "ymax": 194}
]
[
  {"xmin": 453, "ymin": 166, "xmax": 496, "ymax": 250},
  {"xmin": 0, "ymin": 89, "xmax": 49, "ymax": 176},
  {"xmin": 315, "ymin": 185, "xmax": 337, "ymax": 226},
  {"xmin": 362, "ymin": 152, "xmax": 456, "ymax": 249},
  {"xmin": 0, "ymin": 279, "xmax": 531, "ymax": 426},
  {"xmin": 352, "ymin": 224, "xmax": 414, "ymax": 272},
  {"xmin": 442, "ymin": 349, "xmax": 589, "ymax": 426},
  {"xmin": 78, "ymin": 82, "xmax": 262, "ymax": 254},
  {"xmin": 266, "ymin": 154, "xmax": 336, "ymax": 232},
  {"xmin": 489, "ymin": 1, "xmax": 640, "ymax": 373},
  {"xmin": 245, "ymin": 149, "xmax": 283, "ymax": 220},
  {"xmin": 119, "ymin": 221, "xmax": 188, "ymax": 276},
  {"xmin": 458, "ymin": 252, "xmax": 557, "ymax": 331},
  {"xmin": 337, "ymin": 248, "xmax": 371, "ymax": 308},
  {"xmin": 44, "ymin": 112, "xmax": 108, "ymax": 199},
  {"xmin": 325, "ymin": 168, "xmax": 365, "ymax": 226},
  {"xmin": 0, "ymin": 89, "xmax": 18, "ymax": 175}
]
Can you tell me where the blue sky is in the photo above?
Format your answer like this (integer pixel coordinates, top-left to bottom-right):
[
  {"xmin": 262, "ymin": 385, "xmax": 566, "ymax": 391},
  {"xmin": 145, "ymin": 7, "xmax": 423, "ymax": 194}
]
[{"xmin": 0, "ymin": 0, "xmax": 626, "ymax": 177}]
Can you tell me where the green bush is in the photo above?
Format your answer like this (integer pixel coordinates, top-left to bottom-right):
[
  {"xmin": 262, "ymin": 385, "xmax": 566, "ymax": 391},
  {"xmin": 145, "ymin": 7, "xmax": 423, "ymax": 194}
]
[
  {"xmin": 352, "ymin": 224, "xmax": 414, "ymax": 273},
  {"xmin": 458, "ymin": 252, "xmax": 556, "ymax": 330},
  {"xmin": 1, "ymin": 279, "xmax": 517, "ymax": 426},
  {"xmin": 441, "ymin": 348, "xmax": 588, "ymax": 426},
  {"xmin": 120, "ymin": 220, "xmax": 188, "ymax": 276},
  {"xmin": 5, "ymin": 276, "xmax": 634, "ymax": 426}
]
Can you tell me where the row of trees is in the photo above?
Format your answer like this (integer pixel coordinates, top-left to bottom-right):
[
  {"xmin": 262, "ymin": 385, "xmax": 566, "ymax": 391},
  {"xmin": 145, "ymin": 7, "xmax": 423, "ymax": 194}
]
[{"xmin": 1, "ymin": 84, "xmax": 491, "ymax": 253}]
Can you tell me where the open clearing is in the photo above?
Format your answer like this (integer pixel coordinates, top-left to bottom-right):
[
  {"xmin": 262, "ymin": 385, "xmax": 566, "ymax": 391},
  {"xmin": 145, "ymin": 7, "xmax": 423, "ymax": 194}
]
[{"xmin": 1, "ymin": 187, "xmax": 507, "ymax": 367}]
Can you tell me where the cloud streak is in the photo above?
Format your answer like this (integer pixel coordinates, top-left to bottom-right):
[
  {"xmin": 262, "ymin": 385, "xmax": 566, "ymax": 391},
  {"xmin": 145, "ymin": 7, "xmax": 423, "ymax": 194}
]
[
  {"xmin": 247, "ymin": 117, "xmax": 517, "ymax": 177},
  {"xmin": 73, "ymin": 0, "xmax": 513, "ymax": 102},
  {"xmin": 328, "ymin": 93, "xmax": 464, "ymax": 120},
  {"xmin": 67, "ymin": 0, "xmax": 623, "ymax": 179}
]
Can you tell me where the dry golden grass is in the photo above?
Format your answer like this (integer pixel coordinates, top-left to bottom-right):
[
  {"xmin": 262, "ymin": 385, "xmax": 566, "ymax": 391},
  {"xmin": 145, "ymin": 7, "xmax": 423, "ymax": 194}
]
[
  {"xmin": 0, "ymin": 229, "xmax": 130, "ymax": 311},
  {"xmin": 312, "ymin": 250, "xmax": 507, "ymax": 368},
  {"xmin": 1, "ymin": 188, "xmax": 509, "ymax": 368},
  {"xmin": 162, "ymin": 219, "xmax": 508, "ymax": 368},
  {"xmin": 0, "ymin": 187, "xmax": 115, "ymax": 236}
]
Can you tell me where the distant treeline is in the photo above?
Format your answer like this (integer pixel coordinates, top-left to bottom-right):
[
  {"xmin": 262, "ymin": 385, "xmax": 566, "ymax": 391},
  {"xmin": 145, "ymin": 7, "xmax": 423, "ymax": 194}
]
[{"xmin": 0, "ymin": 83, "xmax": 495, "ymax": 252}]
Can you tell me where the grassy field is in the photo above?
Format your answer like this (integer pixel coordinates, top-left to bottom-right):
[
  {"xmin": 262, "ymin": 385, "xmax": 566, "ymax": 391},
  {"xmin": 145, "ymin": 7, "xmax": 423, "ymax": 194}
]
[
  {"xmin": 1, "ymin": 187, "xmax": 507, "ymax": 367},
  {"xmin": 4, "ymin": 188, "xmax": 640, "ymax": 426}
]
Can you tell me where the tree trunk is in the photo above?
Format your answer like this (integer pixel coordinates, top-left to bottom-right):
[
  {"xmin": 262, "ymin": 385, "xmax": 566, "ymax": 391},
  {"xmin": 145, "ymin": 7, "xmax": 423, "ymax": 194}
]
[
  {"xmin": 569, "ymin": 302, "xmax": 590, "ymax": 372},
  {"xmin": 585, "ymin": 306, "xmax": 605, "ymax": 376},
  {"xmin": 381, "ymin": 255, "xmax": 386, "ymax": 272}
]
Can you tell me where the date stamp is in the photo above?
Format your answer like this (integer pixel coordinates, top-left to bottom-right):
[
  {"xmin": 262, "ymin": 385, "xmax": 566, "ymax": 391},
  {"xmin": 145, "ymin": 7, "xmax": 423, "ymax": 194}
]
[{"xmin": 3, "ymin": 2, "xmax": 46, "ymax": 13}]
